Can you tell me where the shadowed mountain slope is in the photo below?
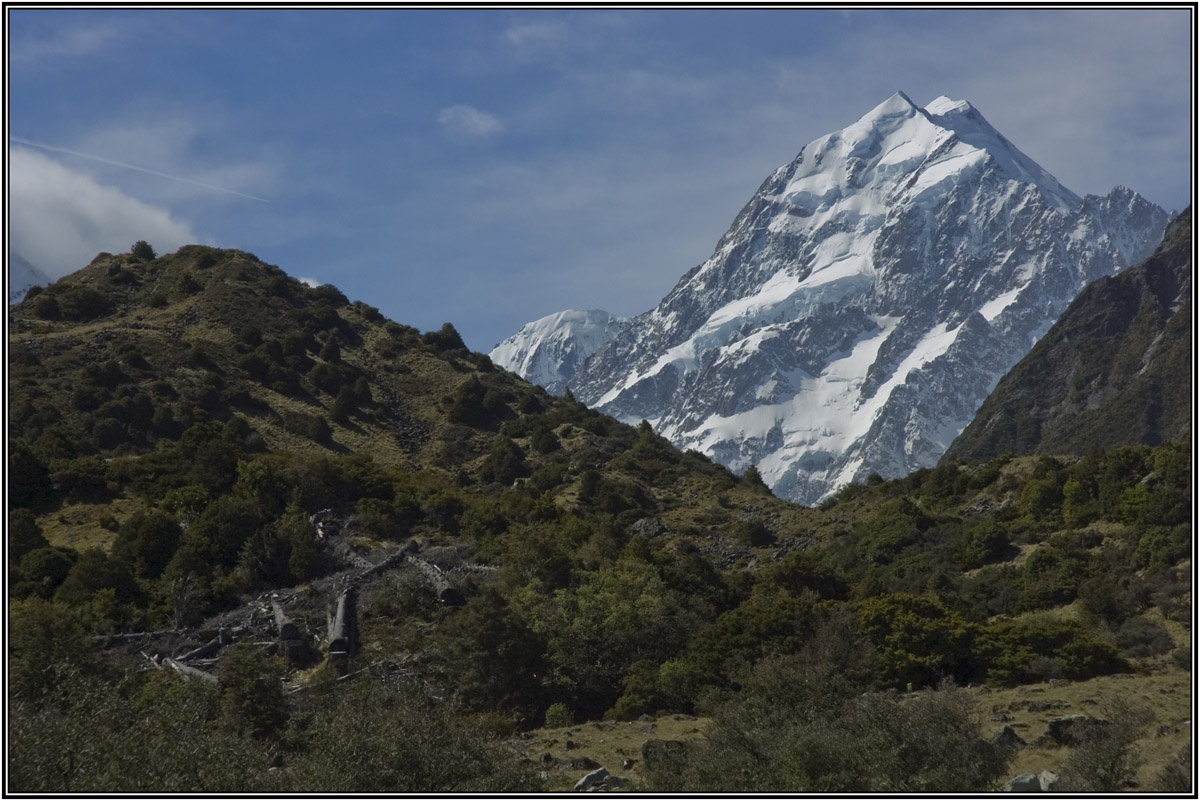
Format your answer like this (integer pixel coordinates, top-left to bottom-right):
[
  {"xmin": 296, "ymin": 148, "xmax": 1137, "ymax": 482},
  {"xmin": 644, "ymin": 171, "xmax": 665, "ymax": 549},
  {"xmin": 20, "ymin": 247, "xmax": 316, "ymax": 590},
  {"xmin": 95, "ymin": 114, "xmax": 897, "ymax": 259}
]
[{"xmin": 945, "ymin": 207, "xmax": 1192, "ymax": 463}]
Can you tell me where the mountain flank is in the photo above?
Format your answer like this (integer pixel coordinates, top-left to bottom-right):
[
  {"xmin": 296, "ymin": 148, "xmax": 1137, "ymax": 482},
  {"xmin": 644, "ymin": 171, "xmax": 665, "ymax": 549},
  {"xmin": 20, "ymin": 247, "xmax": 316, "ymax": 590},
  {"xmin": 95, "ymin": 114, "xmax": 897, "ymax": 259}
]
[{"xmin": 945, "ymin": 207, "xmax": 1192, "ymax": 462}]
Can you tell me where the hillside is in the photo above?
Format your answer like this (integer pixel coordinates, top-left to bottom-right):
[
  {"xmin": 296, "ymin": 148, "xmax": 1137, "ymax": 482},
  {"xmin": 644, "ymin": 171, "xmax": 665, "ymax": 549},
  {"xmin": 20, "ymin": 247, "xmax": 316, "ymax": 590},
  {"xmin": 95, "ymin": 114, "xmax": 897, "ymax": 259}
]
[
  {"xmin": 7, "ymin": 244, "xmax": 1192, "ymax": 793},
  {"xmin": 946, "ymin": 207, "xmax": 1192, "ymax": 462}
]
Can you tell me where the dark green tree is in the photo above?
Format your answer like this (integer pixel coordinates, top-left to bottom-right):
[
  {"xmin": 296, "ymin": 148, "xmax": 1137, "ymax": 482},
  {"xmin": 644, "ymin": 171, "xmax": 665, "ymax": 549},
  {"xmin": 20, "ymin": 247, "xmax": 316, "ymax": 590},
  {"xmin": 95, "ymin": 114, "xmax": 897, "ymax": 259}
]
[
  {"xmin": 131, "ymin": 240, "xmax": 157, "ymax": 260},
  {"xmin": 217, "ymin": 644, "xmax": 289, "ymax": 740}
]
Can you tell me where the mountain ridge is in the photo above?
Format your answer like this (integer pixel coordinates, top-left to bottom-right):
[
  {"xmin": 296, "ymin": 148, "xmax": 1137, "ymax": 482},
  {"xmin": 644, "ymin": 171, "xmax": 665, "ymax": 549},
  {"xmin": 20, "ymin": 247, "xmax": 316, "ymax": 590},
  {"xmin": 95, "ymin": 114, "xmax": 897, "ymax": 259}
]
[
  {"xmin": 943, "ymin": 205, "xmax": 1192, "ymax": 462},
  {"xmin": 504, "ymin": 92, "xmax": 1168, "ymax": 504}
]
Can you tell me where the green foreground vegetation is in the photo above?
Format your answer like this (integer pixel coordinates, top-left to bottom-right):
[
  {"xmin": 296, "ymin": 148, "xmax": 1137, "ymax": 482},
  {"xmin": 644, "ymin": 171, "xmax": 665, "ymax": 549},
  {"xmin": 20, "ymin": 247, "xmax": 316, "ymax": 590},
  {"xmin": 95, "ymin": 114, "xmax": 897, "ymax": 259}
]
[{"xmin": 7, "ymin": 245, "xmax": 1192, "ymax": 792}]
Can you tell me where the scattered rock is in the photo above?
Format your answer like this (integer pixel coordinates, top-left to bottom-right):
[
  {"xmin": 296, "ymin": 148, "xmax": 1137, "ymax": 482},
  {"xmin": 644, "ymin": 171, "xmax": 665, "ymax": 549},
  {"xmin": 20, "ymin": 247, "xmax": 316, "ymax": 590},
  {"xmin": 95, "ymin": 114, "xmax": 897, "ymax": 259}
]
[
  {"xmin": 574, "ymin": 768, "xmax": 610, "ymax": 791},
  {"xmin": 568, "ymin": 756, "xmax": 600, "ymax": 770},
  {"xmin": 641, "ymin": 738, "xmax": 687, "ymax": 766},
  {"xmin": 1038, "ymin": 770, "xmax": 1060, "ymax": 791},
  {"xmin": 990, "ymin": 713, "xmax": 1012, "ymax": 722},
  {"xmin": 573, "ymin": 767, "xmax": 630, "ymax": 792},
  {"xmin": 630, "ymin": 517, "xmax": 665, "ymax": 538},
  {"xmin": 1002, "ymin": 774, "xmax": 1041, "ymax": 792},
  {"xmin": 1046, "ymin": 714, "xmax": 1108, "ymax": 746},
  {"xmin": 565, "ymin": 740, "xmax": 576, "ymax": 751},
  {"xmin": 990, "ymin": 725, "xmax": 1027, "ymax": 750}
]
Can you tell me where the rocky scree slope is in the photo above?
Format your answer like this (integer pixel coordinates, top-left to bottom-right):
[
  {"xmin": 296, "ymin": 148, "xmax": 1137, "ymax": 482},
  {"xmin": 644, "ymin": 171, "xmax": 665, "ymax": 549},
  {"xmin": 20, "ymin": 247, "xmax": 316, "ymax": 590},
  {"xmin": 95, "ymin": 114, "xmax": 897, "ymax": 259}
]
[{"xmin": 561, "ymin": 92, "xmax": 1167, "ymax": 505}]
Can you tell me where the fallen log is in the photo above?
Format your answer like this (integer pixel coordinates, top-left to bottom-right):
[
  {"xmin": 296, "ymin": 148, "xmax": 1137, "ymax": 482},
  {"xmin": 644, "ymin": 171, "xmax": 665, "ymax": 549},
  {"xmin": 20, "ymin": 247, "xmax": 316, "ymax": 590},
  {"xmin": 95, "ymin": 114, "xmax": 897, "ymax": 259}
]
[
  {"xmin": 163, "ymin": 657, "xmax": 218, "ymax": 683},
  {"xmin": 93, "ymin": 629, "xmax": 179, "ymax": 643},
  {"xmin": 175, "ymin": 638, "xmax": 221, "ymax": 663},
  {"xmin": 410, "ymin": 557, "xmax": 465, "ymax": 607},
  {"xmin": 327, "ymin": 587, "xmax": 358, "ymax": 658},
  {"xmin": 271, "ymin": 600, "xmax": 300, "ymax": 643}
]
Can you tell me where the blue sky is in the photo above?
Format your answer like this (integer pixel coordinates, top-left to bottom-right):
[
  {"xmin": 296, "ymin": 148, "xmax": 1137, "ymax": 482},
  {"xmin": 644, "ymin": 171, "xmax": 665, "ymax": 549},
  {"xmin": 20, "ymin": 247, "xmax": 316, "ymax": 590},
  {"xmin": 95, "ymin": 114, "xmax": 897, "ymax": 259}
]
[{"xmin": 7, "ymin": 7, "xmax": 1193, "ymax": 352}]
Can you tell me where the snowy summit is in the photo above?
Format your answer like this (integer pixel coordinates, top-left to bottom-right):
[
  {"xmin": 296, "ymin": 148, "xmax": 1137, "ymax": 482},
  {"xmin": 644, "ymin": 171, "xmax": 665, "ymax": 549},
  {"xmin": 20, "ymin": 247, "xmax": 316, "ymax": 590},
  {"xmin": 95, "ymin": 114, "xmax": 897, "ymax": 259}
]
[
  {"xmin": 490, "ymin": 309, "xmax": 630, "ymax": 396},
  {"xmin": 503, "ymin": 92, "xmax": 1169, "ymax": 505}
]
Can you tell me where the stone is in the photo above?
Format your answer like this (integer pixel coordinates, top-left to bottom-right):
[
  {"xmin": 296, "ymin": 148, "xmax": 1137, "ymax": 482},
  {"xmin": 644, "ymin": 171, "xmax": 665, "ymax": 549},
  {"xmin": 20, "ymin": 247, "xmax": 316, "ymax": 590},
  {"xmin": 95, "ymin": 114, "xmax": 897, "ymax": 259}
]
[
  {"xmin": 569, "ymin": 756, "xmax": 600, "ymax": 770},
  {"xmin": 641, "ymin": 738, "xmax": 687, "ymax": 766},
  {"xmin": 630, "ymin": 517, "xmax": 666, "ymax": 538},
  {"xmin": 1002, "ymin": 774, "xmax": 1042, "ymax": 792},
  {"xmin": 574, "ymin": 768, "xmax": 610, "ymax": 792},
  {"xmin": 1038, "ymin": 771, "xmax": 1060, "ymax": 791},
  {"xmin": 990, "ymin": 725, "xmax": 1027, "ymax": 750},
  {"xmin": 1047, "ymin": 714, "xmax": 1108, "ymax": 746}
]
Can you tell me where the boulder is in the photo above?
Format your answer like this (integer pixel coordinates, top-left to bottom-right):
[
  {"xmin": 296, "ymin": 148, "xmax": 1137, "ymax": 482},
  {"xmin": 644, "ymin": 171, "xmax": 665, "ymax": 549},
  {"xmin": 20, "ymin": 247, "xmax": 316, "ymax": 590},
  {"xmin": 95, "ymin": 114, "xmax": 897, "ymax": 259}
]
[
  {"xmin": 573, "ymin": 767, "xmax": 631, "ymax": 792},
  {"xmin": 574, "ymin": 768, "xmax": 610, "ymax": 791},
  {"xmin": 1002, "ymin": 773, "xmax": 1042, "ymax": 792},
  {"xmin": 1047, "ymin": 714, "xmax": 1108, "ymax": 745},
  {"xmin": 641, "ymin": 738, "xmax": 686, "ymax": 766},
  {"xmin": 990, "ymin": 725, "xmax": 1027, "ymax": 750},
  {"xmin": 630, "ymin": 517, "xmax": 665, "ymax": 538},
  {"xmin": 1038, "ymin": 770, "xmax": 1060, "ymax": 791}
]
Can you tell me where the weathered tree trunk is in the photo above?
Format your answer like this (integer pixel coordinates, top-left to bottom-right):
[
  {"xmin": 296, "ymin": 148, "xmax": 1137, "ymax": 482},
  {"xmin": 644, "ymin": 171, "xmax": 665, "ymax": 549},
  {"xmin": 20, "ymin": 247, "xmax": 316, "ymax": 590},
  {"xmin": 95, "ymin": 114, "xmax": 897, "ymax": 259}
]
[
  {"xmin": 163, "ymin": 657, "xmax": 218, "ymax": 683},
  {"xmin": 272, "ymin": 599, "xmax": 304, "ymax": 662},
  {"xmin": 411, "ymin": 557, "xmax": 465, "ymax": 607},
  {"xmin": 326, "ymin": 587, "xmax": 358, "ymax": 658}
]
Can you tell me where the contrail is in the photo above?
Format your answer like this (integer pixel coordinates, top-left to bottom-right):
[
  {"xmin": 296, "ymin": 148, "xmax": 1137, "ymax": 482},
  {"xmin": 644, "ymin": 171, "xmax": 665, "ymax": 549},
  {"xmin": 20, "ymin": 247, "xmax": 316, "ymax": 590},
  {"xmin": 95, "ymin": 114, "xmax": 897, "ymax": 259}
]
[{"xmin": 8, "ymin": 135, "xmax": 270, "ymax": 203}]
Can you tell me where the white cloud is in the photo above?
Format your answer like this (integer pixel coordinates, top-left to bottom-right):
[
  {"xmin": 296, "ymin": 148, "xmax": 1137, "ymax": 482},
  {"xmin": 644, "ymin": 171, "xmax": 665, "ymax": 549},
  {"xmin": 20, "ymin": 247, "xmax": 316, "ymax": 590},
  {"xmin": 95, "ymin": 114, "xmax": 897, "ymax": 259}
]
[
  {"xmin": 298, "ymin": 276, "xmax": 320, "ymax": 288},
  {"xmin": 438, "ymin": 104, "xmax": 504, "ymax": 137},
  {"xmin": 8, "ymin": 147, "xmax": 198, "ymax": 279},
  {"xmin": 9, "ymin": 22, "xmax": 120, "ymax": 63},
  {"xmin": 504, "ymin": 20, "xmax": 569, "ymax": 50}
]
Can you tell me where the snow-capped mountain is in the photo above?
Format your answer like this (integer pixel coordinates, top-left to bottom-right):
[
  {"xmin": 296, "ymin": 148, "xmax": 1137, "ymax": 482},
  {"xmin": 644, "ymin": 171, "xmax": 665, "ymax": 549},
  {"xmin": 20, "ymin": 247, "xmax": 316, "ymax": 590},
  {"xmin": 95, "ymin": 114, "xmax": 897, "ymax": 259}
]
[
  {"xmin": 490, "ymin": 309, "xmax": 630, "ymax": 395},
  {"xmin": 9, "ymin": 252, "xmax": 52, "ymax": 305},
  {"xmin": 560, "ymin": 91, "xmax": 1168, "ymax": 505}
]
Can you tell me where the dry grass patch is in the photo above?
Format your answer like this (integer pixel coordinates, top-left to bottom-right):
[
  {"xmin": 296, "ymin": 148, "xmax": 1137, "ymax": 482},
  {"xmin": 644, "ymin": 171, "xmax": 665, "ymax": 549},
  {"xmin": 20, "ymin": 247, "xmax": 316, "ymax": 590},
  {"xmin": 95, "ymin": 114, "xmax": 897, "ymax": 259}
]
[
  {"xmin": 39, "ymin": 497, "xmax": 144, "ymax": 553},
  {"xmin": 522, "ymin": 713, "xmax": 711, "ymax": 791}
]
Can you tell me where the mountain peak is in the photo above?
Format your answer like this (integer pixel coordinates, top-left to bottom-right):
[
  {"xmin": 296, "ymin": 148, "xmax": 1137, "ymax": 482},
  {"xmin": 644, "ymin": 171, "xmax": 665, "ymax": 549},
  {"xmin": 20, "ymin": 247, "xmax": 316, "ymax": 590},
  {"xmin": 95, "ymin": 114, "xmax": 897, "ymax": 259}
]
[
  {"xmin": 565, "ymin": 93, "xmax": 1168, "ymax": 504},
  {"xmin": 490, "ymin": 308, "xmax": 630, "ymax": 395},
  {"xmin": 923, "ymin": 95, "xmax": 973, "ymax": 117}
]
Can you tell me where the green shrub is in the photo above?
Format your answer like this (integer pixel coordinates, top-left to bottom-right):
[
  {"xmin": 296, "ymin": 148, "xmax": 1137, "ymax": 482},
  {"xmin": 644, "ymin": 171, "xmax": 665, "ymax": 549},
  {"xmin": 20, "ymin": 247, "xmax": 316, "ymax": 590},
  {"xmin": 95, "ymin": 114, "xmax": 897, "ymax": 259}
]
[
  {"xmin": 645, "ymin": 655, "xmax": 1008, "ymax": 793},
  {"xmin": 974, "ymin": 616, "xmax": 1126, "ymax": 686},
  {"xmin": 543, "ymin": 701, "xmax": 574, "ymax": 728},
  {"xmin": 856, "ymin": 593, "xmax": 976, "ymax": 689},
  {"xmin": 1114, "ymin": 615, "xmax": 1173, "ymax": 658}
]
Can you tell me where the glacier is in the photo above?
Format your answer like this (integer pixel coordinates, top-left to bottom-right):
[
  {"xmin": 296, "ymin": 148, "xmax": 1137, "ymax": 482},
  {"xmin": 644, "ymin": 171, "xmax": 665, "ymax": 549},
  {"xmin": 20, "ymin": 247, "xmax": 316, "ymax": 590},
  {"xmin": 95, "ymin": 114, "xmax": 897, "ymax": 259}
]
[
  {"xmin": 8, "ymin": 252, "xmax": 52, "ymax": 305},
  {"xmin": 506, "ymin": 92, "xmax": 1169, "ymax": 505},
  {"xmin": 490, "ymin": 309, "xmax": 630, "ymax": 396}
]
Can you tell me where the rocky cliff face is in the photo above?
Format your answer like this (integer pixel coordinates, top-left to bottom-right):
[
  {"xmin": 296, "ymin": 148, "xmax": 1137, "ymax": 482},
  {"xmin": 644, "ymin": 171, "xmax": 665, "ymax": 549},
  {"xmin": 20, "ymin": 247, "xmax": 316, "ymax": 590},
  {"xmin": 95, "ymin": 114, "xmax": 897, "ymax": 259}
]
[
  {"xmin": 562, "ymin": 92, "xmax": 1168, "ymax": 505},
  {"xmin": 944, "ymin": 206, "xmax": 1191, "ymax": 462}
]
